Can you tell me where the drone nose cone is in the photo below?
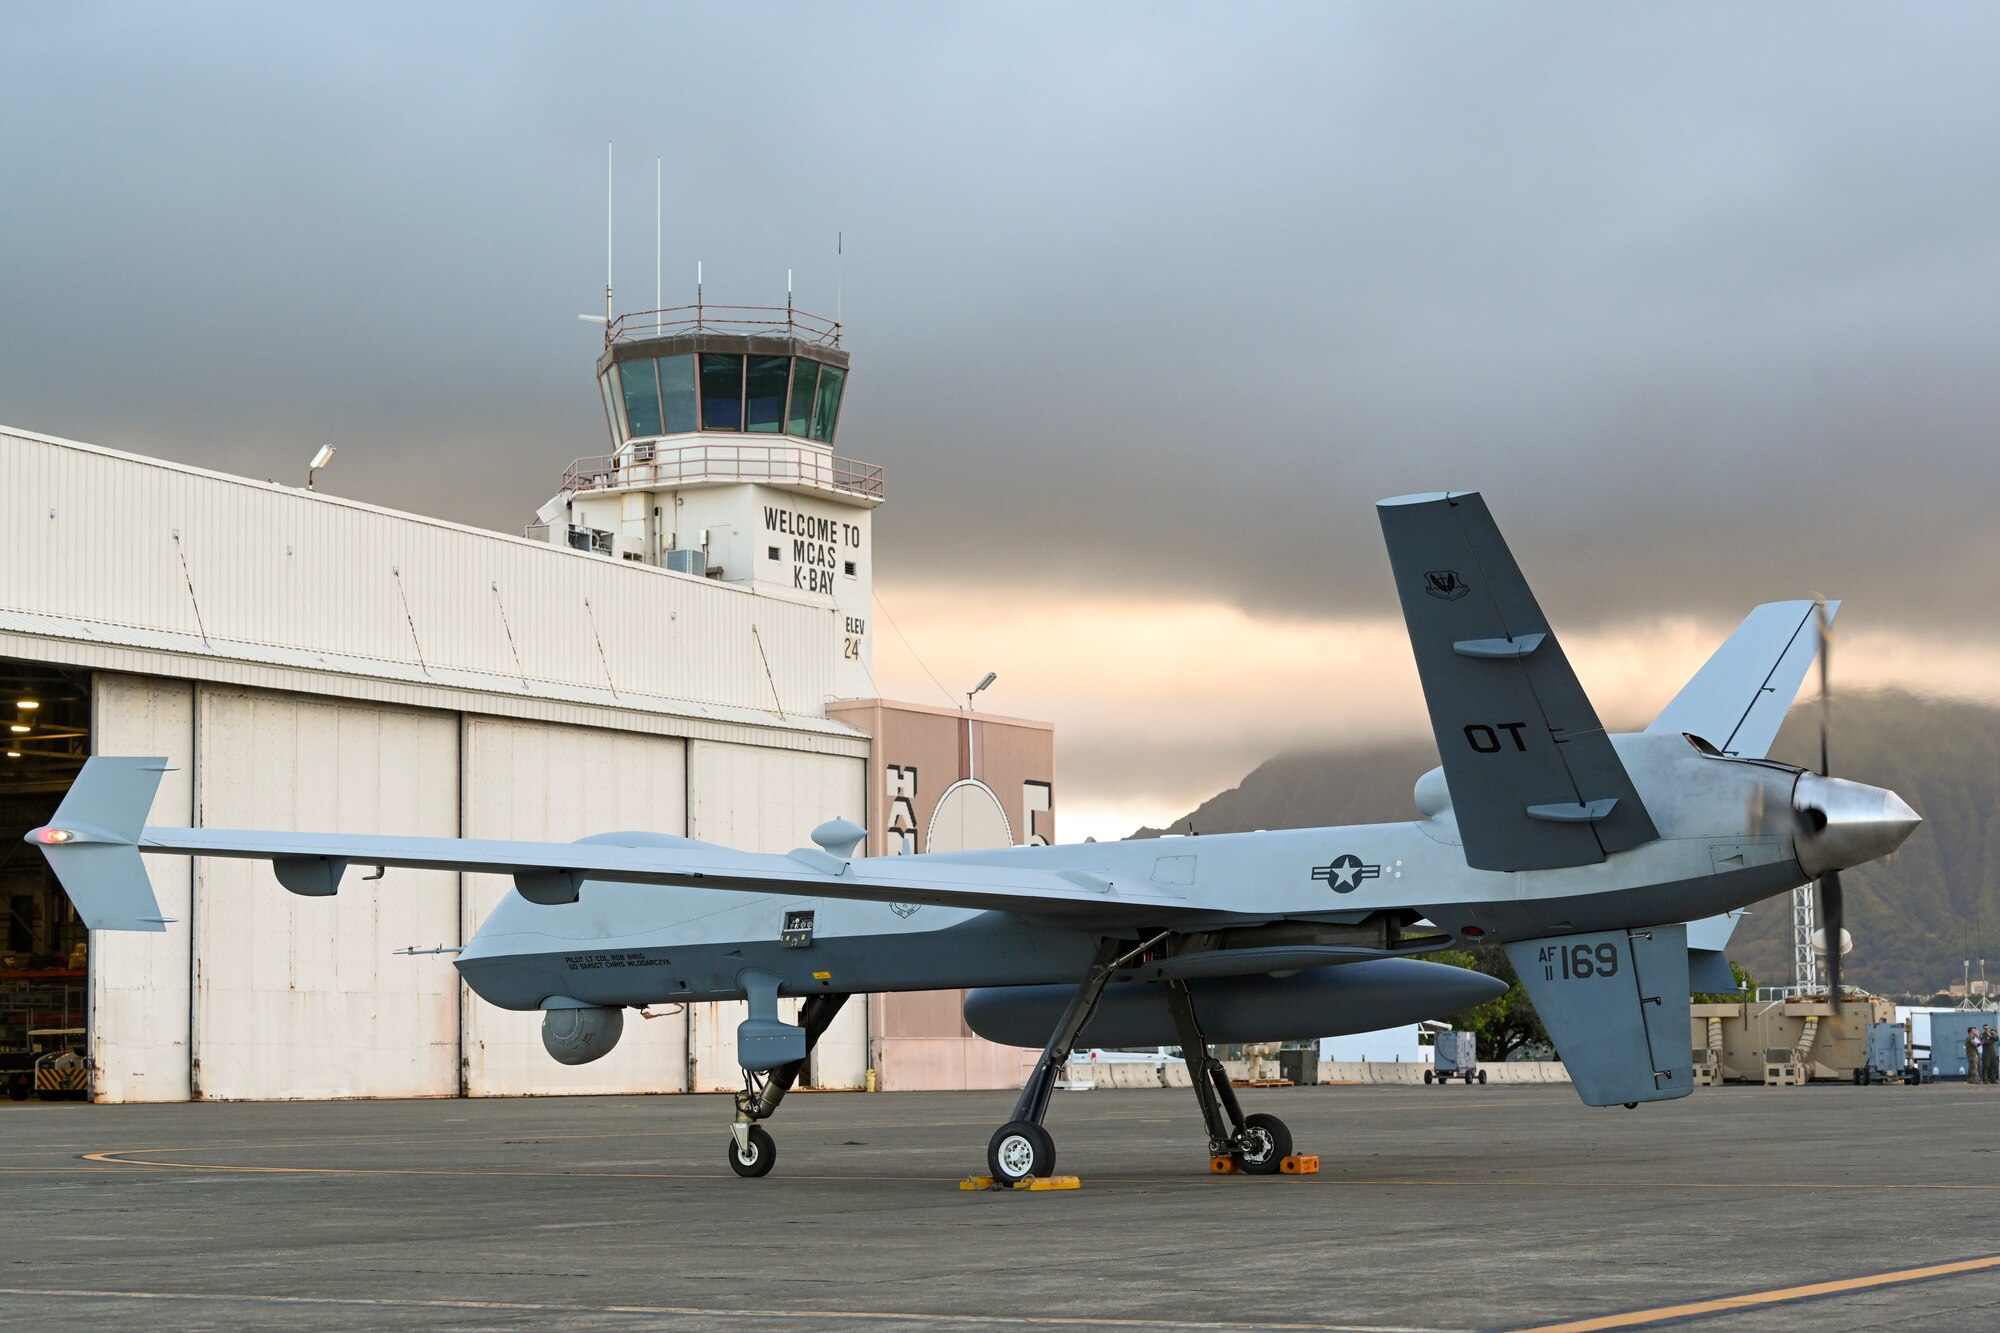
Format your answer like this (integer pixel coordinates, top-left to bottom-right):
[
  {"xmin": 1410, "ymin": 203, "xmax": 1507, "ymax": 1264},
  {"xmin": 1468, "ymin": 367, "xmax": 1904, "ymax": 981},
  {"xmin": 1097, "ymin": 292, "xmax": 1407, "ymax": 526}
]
[
  {"xmin": 1883, "ymin": 789, "xmax": 1922, "ymax": 848},
  {"xmin": 1794, "ymin": 774, "xmax": 1924, "ymax": 877}
]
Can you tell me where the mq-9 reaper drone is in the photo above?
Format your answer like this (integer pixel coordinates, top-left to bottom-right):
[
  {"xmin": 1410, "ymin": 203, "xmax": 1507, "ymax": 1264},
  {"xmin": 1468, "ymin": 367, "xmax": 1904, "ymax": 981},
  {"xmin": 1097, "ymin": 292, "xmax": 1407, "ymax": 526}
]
[{"xmin": 32, "ymin": 493, "xmax": 1920, "ymax": 1184}]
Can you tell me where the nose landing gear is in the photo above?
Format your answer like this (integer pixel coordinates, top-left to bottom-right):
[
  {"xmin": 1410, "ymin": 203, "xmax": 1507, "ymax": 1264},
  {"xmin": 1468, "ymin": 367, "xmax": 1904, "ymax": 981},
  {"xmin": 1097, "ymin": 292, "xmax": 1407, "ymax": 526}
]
[
  {"xmin": 725, "ymin": 991, "xmax": 849, "ymax": 1179},
  {"xmin": 728, "ymin": 1123, "xmax": 778, "ymax": 1177}
]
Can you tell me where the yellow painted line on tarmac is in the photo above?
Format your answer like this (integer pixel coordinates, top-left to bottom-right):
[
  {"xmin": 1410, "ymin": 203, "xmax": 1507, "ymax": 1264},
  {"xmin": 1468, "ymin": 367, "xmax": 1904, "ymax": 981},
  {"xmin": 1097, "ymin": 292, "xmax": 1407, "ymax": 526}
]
[
  {"xmin": 79, "ymin": 1149, "xmax": 956, "ymax": 1183},
  {"xmin": 0, "ymin": 1285, "xmax": 1455, "ymax": 1331},
  {"xmin": 1504, "ymin": 1252, "xmax": 2000, "ymax": 1331}
]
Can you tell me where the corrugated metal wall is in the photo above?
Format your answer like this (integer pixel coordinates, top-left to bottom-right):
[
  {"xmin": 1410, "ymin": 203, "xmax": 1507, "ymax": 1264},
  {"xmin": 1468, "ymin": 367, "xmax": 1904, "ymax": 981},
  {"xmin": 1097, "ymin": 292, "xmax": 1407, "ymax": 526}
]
[
  {"xmin": 1, "ymin": 428, "xmax": 839, "ymax": 727},
  {"xmin": 13, "ymin": 424, "xmax": 887, "ymax": 1103}
]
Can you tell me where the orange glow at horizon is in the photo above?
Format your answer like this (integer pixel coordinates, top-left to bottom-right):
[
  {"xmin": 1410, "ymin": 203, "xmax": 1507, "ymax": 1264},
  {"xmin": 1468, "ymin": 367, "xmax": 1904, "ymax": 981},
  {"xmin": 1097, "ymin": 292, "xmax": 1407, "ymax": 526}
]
[{"xmin": 867, "ymin": 582, "xmax": 2000, "ymax": 842}]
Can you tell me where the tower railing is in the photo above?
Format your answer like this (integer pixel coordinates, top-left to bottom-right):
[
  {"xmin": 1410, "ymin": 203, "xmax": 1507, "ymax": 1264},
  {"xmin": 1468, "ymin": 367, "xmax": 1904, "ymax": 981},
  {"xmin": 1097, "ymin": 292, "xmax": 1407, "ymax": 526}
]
[
  {"xmin": 605, "ymin": 303, "xmax": 842, "ymax": 348},
  {"xmin": 560, "ymin": 442, "xmax": 884, "ymax": 502}
]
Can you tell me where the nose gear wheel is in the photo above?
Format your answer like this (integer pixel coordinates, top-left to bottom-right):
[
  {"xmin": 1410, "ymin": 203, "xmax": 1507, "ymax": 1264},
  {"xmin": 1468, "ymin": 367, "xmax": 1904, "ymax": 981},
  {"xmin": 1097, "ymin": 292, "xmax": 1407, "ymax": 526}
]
[{"xmin": 728, "ymin": 1124, "xmax": 777, "ymax": 1177}]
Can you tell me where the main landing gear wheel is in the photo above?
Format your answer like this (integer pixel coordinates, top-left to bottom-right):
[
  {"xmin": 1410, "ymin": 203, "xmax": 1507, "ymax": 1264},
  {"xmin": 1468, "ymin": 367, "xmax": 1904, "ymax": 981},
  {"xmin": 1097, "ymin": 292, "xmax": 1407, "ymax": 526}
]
[
  {"xmin": 1232, "ymin": 1112, "xmax": 1292, "ymax": 1175},
  {"xmin": 988, "ymin": 1120, "xmax": 1055, "ymax": 1184},
  {"xmin": 727, "ymin": 1124, "xmax": 777, "ymax": 1178}
]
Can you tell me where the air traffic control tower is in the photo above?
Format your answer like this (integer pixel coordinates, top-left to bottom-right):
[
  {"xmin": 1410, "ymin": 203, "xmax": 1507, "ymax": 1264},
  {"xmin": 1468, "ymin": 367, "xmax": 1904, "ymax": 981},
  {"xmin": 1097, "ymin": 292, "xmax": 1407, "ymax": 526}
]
[{"xmin": 531, "ymin": 300, "xmax": 880, "ymax": 698}]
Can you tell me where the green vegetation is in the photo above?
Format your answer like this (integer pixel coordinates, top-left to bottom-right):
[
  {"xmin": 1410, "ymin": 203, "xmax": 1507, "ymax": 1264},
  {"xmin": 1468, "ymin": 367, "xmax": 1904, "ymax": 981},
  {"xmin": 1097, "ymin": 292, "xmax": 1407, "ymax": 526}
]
[{"xmin": 1429, "ymin": 944, "xmax": 1549, "ymax": 1061}]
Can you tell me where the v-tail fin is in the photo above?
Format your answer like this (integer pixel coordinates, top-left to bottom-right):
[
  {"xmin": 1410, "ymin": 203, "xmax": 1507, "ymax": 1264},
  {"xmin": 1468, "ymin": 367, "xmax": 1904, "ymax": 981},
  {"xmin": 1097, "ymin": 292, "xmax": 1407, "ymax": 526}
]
[{"xmin": 25, "ymin": 756, "xmax": 172, "ymax": 932}]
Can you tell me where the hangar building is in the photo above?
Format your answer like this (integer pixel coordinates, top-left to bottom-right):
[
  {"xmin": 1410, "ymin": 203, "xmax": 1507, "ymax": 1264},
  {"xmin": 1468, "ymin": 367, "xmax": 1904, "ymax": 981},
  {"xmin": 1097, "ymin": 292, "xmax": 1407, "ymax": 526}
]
[{"xmin": 0, "ymin": 302, "xmax": 1052, "ymax": 1102}]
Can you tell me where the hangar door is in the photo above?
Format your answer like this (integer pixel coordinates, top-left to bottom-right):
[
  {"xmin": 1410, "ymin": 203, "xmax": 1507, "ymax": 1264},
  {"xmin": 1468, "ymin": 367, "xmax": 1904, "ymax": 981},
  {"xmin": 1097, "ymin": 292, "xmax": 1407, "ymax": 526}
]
[
  {"xmin": 193, "ymin": 688, "xmax": 461, "ymax": 1099},
  {"xmin": 89, "ymin": 674, "xmax": 195, "ymax": 1102},
  {"xmin": 686, "ymin": 740, "xmax": 868, "ymax": 1091},
  {"xmin": 460, "ymin": 717, "xmax": 690, "ymax": 1096}
]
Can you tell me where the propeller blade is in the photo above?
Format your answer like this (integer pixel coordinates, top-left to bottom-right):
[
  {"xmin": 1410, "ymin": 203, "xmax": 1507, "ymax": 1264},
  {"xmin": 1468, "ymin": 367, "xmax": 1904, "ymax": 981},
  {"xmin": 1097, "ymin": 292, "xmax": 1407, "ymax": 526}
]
[
  {"xmin": 1819, "ymin": 869, "xmax": 1844, "ymax": 1013},
  {"xmin": 1815, "ymin": 598, "xmax": 1832, "ymax": 778}
]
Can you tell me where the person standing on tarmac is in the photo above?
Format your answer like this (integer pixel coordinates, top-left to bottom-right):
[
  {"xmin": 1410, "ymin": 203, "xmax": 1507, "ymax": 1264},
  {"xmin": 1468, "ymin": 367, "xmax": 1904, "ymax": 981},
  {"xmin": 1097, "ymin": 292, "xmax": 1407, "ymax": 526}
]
[
  {"xmin": 1985, "ymin": 1025, "xmax": 2000, "ymax": 1086},
  {"xmin": 1966, "ymin": 1025, "xmax": 1982, "ymax": 1084}
]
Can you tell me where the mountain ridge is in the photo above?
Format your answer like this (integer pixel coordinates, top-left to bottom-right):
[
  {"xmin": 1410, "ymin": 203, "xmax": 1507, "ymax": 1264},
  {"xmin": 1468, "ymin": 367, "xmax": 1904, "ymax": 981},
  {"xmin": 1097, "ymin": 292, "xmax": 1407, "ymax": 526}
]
[{"xmin": 1131, "ymin": 689, "xmax": 1999, "ymax": 998}]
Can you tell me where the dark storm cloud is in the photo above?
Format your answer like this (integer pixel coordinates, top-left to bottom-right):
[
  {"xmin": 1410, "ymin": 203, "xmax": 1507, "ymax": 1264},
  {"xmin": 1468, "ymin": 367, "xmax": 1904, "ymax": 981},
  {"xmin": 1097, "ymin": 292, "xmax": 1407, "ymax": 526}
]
[{"xmin": 5, "ymin": 3, "xmax": 1996, "ymax": 631}]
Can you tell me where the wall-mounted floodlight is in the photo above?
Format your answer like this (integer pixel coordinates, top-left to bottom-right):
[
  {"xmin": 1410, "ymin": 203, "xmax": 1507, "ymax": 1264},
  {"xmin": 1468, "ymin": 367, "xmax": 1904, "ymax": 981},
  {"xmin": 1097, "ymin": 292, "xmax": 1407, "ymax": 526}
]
[
  {"xmin": 308, "ymin": 444, "xmax": 336, "ymax": 491},
  {"xmin": 8, "ymin": 723, "xmax": 28, "ymax": 734},
  {"xmin": 5, "ymin": 751, "xmax": 19, "ymax": 759},
  {"xmin": 16, "ymin": 699, "xmax": 38, "ymax": 710}
]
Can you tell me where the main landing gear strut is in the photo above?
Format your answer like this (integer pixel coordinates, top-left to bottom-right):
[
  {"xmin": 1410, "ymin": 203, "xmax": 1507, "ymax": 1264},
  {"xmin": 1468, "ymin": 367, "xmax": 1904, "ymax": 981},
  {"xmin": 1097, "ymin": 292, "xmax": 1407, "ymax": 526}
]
[
  {"xmin": 1164, "ymin": 978, "xmax": 1290, "ymax": 1173},
  {"xmin": 727, "ymin": 991, "xmax": 849, "ymax": 1178},
  {"xmin": 987, "ymin": 937, "xmax": 1141, "ymax": 1185},
  {"xmin": 984, "ymin": 936, "xmax": 1294, "ymax": 1184}
]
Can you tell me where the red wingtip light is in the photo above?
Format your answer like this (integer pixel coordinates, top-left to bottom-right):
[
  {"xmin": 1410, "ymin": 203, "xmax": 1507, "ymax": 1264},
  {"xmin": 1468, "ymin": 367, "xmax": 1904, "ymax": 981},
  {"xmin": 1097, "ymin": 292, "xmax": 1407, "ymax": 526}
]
[
  {"xmin": 36, "ymin": 828, "xmax": 74, "ymax": 845},
  {"xmin": 1460, "ymin": 925, "xmax": 1485, "ymax": 937}
]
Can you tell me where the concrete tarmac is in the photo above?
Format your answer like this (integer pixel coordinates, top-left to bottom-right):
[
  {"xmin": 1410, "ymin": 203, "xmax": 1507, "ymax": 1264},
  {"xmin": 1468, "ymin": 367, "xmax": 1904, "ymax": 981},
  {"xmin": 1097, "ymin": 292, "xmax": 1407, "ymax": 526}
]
[{"xmin": 2, "ymin": 1082, "xmax": 1997, "ymax": 1331}]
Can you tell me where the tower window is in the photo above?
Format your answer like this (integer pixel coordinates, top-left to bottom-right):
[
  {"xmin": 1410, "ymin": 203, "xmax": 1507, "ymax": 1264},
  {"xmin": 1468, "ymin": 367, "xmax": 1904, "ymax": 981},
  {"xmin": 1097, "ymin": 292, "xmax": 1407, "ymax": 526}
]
[
  {"xmin": 745, "ymin": 356, "xmax": 790, "ymax": 433},
  {"xmin": 809, "ymin": 365, "xmax": 846, "ymax": 443},
  {"xmin": 844, "ymin": 561, "xmax": 856, "ymax": 576},
  {"xmin": 700, "ymin": 354, "xmax": 744, "ymax": 431},
  {"xmin": 659, "ymin": 354, "xmax": 699, "ymax": 433},
  {"xmin": 618, "ymin": 358, "xmax": 663, "ymax": 438},
  {"xmin": 768, "ymin": 546, "xmax": 780, "ymax": 560},
  {"xmin": 787, "ymin": 360, "xmax": 821, "ymax": 437}
]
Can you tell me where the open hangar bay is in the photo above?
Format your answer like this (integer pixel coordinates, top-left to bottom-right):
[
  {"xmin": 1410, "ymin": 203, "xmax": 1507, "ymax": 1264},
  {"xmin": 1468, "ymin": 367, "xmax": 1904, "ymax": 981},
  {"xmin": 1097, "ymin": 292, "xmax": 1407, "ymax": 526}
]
[{"xmin": 4, "ymin": 1083, "xmax": 1997, "ymax": 1332}]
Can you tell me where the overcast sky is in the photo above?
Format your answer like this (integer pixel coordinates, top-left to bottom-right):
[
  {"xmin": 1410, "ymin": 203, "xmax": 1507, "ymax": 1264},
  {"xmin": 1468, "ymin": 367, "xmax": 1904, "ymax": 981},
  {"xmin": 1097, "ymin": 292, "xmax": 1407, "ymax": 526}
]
[{"xmin": 7, "ymin": 4, "xmax": 1998, "ymax": 837}]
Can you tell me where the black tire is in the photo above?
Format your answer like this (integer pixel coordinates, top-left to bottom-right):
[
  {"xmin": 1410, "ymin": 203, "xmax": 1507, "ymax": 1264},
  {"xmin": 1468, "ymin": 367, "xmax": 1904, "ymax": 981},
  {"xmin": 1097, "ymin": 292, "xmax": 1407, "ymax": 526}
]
[
  {"xmin": 726, "ymin": 1124, "xmax": 777, "ymax": 1178},
  {"xmin": 987, "ymin": 1120, "xmax": 1055, "ymax": 1184},
  {"xmin": 1853, "ymin": 1069, "xmax": 1866, "ymax": 1086},
  {"xmin": 6, "ymin": 1079, "xmax": 28, "ymax": 1102},
  {"xmin": 1232, "ymin": 1112, "xmax": 1292, "ymax": 1175},
  {"xmin": 1424, "ymin": 1070, "xmax": 1434, "ymax": 1084},
  {"xmin": 1477, "ymin": 1070, "xmax": 1488, "ymax": 1085},
  {"xmin": 1463, "ymin": 1071, "xmax": 1475, "ymax": 1084}
]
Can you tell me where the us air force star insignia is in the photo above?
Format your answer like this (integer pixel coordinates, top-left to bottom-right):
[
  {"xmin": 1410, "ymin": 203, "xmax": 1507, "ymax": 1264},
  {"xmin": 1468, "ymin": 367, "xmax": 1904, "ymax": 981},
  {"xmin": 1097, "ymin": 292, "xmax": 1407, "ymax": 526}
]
[
  {"xmin": 890, "ymin": 902, "xmax": 920, "ymax": 918},
  {"xmin": 1311, "ymin": 854, "xmax": 1383, "ymax": 894},
  {"xmin": 1424, "ymin": 569, "xmax": 1470, "ymax": 601}
]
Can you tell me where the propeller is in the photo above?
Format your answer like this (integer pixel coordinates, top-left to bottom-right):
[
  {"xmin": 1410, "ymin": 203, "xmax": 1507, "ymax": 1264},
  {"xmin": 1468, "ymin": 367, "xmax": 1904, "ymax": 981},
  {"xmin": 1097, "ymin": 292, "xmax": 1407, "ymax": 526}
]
[{"xmin": 1808, "ymin": 599, "xmax": 1844, "ymax": 1012}]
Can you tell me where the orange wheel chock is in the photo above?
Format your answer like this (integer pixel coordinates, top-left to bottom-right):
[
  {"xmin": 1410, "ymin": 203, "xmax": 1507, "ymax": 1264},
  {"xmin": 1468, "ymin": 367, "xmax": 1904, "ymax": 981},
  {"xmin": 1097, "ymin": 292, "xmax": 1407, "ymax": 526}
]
[
  {"xmin": 1209, "ymin": 1155, "xmax": 1238, "ymax": 1174},
  {"xmin": 1280, "ymin": 1154, "xmax": 1320, "ymax": 1175}
]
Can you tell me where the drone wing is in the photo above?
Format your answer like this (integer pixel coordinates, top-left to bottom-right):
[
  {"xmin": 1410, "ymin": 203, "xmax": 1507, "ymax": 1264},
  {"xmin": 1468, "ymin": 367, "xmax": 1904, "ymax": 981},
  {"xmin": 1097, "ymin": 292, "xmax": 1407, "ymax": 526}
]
[
  {"xmin": 1377, "ymin": 492, "xmax": 1659, "ymax": 872},
  {"xmin": 33, "ymin": 758, "xmax": 1199, "ymax": 932}
]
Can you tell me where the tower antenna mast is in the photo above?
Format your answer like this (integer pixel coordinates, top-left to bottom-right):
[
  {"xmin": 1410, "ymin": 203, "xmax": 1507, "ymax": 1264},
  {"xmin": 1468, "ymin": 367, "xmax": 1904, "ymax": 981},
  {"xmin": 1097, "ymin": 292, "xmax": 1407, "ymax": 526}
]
[
  {"xmin": 655, "ymin": 155, "xmax": 662, "ymax": 324},
  {"xmin": 605, "ymin": 143, "xmax": 614, "ymax": 332}
]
